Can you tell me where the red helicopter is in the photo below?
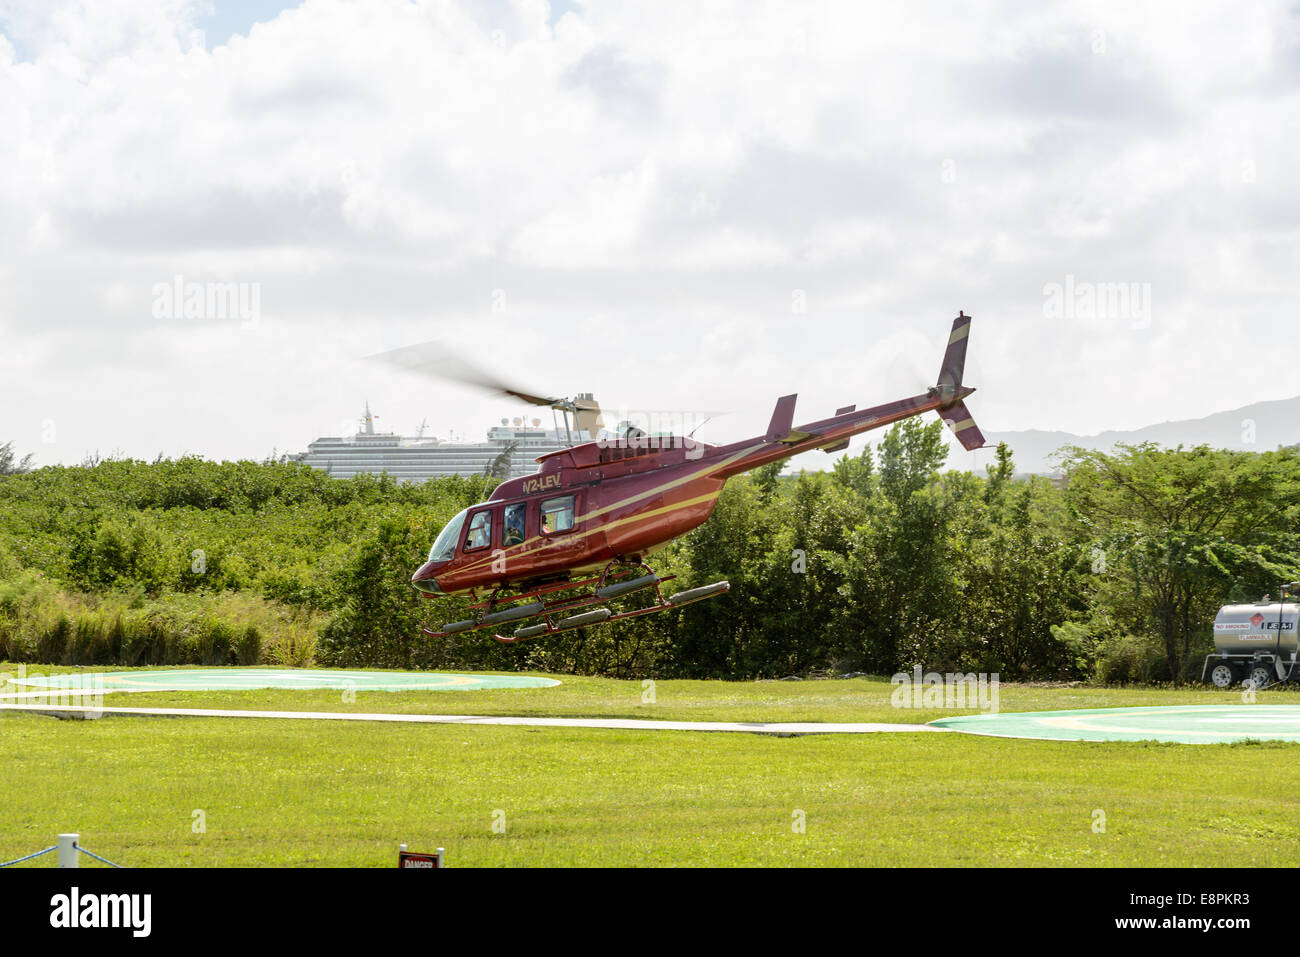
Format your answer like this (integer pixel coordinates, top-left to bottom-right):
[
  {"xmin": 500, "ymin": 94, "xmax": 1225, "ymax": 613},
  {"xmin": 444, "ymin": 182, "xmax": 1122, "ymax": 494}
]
[{"xmin": 404, "ymin": 312, "xmax": 986, "ymax": 642}]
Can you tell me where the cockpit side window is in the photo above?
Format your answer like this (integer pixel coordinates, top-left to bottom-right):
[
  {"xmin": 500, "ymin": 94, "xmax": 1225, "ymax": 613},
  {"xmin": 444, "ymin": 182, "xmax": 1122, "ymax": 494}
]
[
  {"xmin": 428, "ymin": 508, "xmax": 468, "ymax": 562},
  {"xmin": 464, "ymin": 509, "xmax": 493, "ymax": 552},
  {"xmin": 503, "ymin": 503, "xmax": 527, "ymax": 547},
  {"xmin": 539, "ymin": 495, "xmax": 576, "ymax": 535}
]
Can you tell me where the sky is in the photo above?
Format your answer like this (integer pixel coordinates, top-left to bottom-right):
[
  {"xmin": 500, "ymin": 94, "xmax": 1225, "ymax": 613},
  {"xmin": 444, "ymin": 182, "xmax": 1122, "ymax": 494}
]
[{"xmin": 1, "ymin": 0, "xmax": 1298, "ymax": 471}]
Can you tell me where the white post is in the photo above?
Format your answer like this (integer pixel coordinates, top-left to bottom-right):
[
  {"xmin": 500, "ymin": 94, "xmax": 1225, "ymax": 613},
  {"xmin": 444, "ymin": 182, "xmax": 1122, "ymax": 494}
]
[
  {"xmin": 57, "ymin": 834, "xmax": 78, "ymax": 868},
  {"xmin": 437, "ymin": 847, "xmax": 445, "ymax": 867}
]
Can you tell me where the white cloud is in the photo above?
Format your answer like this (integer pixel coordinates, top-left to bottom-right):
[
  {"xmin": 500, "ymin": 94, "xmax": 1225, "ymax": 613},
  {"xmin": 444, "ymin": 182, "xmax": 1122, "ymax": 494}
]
[{"xmin": 2, "ymin": 0, "xmax": 1299, "ymax": 468}]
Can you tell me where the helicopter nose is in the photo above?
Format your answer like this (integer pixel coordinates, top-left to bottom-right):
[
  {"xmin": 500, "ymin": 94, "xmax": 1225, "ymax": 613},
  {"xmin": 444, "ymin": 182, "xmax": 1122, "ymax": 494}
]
[{"xmin": 411, "ymin": 563, "xmax": 443, "ymax": 595}]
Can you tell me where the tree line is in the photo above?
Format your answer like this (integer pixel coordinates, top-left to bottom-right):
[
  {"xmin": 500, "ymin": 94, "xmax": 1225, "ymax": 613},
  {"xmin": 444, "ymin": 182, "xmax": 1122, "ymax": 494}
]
[{"xmin": 1, "ymin": 420, "xmax": 1297, "ymax": 682}]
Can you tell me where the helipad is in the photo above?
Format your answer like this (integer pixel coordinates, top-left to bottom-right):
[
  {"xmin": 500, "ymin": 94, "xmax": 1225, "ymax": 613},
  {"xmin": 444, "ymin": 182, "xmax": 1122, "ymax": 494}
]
[
  {"xmin": 930, "ymin": 705, "xmax": 1300, "ymax": 744},
  {"xmin": 6, "ymin": 668, "xmax": 559, "ymax": 693}
]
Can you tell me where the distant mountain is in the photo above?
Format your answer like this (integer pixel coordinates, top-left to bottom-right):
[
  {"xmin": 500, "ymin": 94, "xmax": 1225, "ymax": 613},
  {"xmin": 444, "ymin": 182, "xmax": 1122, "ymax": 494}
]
[{"xmin": 956, "ymin": 396, "xmax": 1300, "ymax": 476}]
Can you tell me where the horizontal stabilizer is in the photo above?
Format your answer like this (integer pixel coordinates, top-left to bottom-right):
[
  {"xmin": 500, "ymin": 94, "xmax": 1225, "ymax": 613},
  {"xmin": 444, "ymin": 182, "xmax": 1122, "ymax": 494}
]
[
  {"xmin": 779, "ymin": 429, "xmax": 815, "ymax": 445},
  {"xmin": 823, "ymin": 405, "xmax": 856, "ymax": 452}
]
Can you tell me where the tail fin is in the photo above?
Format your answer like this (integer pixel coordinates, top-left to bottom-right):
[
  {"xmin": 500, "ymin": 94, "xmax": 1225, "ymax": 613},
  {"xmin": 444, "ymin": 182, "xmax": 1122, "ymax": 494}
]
[
  {"xmin": 938, "ymin": 311, "xmax": 972, "ymax": 399},
  {"xmin": 935, "ymin": 312, "xmax": 987, "ymax": 451}
]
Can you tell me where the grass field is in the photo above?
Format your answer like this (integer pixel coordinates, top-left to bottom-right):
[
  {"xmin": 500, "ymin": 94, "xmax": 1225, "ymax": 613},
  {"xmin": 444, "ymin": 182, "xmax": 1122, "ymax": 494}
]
[{"xmin": 3, "ymin": 665, "xmax": 1299, "ymax": 867}]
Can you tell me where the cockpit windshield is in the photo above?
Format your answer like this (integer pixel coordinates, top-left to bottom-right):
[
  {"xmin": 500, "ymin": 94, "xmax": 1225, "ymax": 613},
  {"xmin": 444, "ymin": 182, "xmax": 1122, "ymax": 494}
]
[{"xmin": 427, "ymin": 508, "xmax": 469, "ymax": 562}]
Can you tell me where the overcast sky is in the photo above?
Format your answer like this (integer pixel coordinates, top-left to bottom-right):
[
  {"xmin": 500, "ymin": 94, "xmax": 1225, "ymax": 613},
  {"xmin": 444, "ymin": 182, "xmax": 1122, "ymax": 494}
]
[{"xmin": 2, "ymin": 0, "xmax": 1298, "ymax": 472}]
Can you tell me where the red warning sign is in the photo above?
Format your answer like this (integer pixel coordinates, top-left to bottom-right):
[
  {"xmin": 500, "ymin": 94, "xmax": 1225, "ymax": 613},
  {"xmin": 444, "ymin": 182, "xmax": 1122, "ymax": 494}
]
[{"xmin": 398, "ymin": 849, "xmax": 443, "ymax": 868}]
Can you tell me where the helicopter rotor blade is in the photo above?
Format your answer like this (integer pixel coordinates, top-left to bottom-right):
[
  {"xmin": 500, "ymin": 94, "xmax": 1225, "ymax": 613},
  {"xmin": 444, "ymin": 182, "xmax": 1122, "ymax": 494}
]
[
  {"xmin": 366, "ymin": 338, "xmax": 727, "ymax": 438},
  {"xmin": 365, "ymin": 339, "xmax": 564, "ymax": 409}
]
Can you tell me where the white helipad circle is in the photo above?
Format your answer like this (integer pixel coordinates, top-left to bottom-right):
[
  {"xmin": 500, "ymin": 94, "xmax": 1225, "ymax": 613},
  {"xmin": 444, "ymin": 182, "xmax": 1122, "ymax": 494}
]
[
  {"xmin": 6, "ymin": 668, "xmax": 559, "ymax": 693},
  {"xmin": 931, "ymin": 705, "xmax": 1300, "ymax": 743}
]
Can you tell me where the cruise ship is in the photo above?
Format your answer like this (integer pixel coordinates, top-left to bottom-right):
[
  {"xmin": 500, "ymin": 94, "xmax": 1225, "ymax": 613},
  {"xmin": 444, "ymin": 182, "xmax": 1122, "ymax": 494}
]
[{"xmin": 295, "ymin": 401, "xmax": 599, "ymax": 483}]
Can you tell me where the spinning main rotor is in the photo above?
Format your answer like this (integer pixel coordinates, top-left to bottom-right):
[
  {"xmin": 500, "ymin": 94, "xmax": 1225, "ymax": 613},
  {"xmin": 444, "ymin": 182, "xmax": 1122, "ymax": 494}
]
[{"xmin": 366, "ymin": 339, "xmax": 603, "ymax": 444}]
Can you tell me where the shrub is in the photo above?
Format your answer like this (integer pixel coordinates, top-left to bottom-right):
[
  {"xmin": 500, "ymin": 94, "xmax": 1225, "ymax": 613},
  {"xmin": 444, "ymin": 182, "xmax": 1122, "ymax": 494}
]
[
  {"xmin": 197, "ymin": 618, "xmax": 235, "ymax": 665},
  {"xmin": 236, "ymin": 625, "xmax": 262, "ymax": 665},
  {"xmin": 37, "ymin": 614, "xmax": 72, "ymax": 663},
  {"xmin": 1095, "ymin": 633, "xmax": 1166, "ymax": 684}
]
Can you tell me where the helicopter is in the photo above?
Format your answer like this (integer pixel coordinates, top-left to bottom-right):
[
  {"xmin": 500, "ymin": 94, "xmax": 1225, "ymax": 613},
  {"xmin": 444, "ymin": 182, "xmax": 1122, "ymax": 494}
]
[{"xmin": 402, "ymin": 312, "xmax": 986, "ymax": 642}]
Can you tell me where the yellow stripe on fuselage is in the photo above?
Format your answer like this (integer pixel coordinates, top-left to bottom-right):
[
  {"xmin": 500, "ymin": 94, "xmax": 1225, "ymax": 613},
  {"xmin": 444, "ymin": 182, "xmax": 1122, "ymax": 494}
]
[
  {"xmin": 447, "ymin": 445, "xmax": 763, "ymax": 579},
  {"xmin": 453, "ymin": 489, "xmax": 722, "ymax": 578},
  {"xmin": 576, "ymin": 442, "xmax": 763, "ymax": 525}
]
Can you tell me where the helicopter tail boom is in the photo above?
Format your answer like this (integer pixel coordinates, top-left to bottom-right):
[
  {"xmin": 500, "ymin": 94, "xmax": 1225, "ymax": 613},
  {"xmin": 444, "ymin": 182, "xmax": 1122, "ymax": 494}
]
[{"xmin": 706, "ymin": 312, "xmax": 986, "ymax": 476}]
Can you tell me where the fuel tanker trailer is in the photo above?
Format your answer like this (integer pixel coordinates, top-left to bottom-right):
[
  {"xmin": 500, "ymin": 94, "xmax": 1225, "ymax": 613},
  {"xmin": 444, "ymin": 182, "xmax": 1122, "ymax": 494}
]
[{"xmin": 1203, "ymin": 583, "xmax": 1300, "ymax": 689}]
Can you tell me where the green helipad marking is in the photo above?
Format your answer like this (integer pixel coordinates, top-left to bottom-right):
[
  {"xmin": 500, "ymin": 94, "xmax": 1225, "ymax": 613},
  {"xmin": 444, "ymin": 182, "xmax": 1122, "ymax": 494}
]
[
  {"xmin": 930, "ymin": 705, "xmax": 1300, "ymax": 744},
  {"xmin": 10, "ymin": 668, "xmax": 559, "ymax": 693}
]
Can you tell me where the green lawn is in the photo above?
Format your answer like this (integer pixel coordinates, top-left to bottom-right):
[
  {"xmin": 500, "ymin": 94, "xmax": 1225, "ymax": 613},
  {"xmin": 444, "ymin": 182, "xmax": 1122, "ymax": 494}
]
[{"xmin": 2, "ymin": 666, "xmax": 1298, "ymax": 867}]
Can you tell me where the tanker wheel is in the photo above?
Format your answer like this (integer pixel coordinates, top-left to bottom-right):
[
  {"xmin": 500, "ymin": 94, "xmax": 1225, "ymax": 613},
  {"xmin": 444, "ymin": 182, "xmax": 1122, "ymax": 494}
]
[
  {"xmin": 1248, "ymin": 665, "xmax": 1273, "ymax": 690},
  {"xmin": 1210, "ymin": 664, "xmax": 1236, "ymax": 688}
]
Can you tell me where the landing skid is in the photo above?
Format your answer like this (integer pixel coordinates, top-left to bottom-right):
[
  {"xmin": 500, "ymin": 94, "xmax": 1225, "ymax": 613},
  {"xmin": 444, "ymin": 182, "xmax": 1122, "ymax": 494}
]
[{"xmin": 420, "ymin": 561, "xmax": 730, "ymax": 643}]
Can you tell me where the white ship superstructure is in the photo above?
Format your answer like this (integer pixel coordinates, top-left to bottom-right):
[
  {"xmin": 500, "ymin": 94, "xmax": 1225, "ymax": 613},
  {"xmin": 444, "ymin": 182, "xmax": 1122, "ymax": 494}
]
[{"xmin": 297, "ymin": 402, "xmax": 594, "ymax": 483}]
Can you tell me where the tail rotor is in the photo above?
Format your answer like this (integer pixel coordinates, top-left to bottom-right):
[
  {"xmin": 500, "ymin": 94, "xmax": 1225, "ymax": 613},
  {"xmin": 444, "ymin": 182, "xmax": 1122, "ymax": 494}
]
[{"xmin": 932, "ymin": 311, "xmax": 987, "ymax": 451}]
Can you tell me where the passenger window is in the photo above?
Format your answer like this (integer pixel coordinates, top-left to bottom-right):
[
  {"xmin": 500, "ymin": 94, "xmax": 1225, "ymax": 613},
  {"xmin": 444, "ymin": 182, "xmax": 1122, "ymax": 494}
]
[
  {"xmin": 503, "ymin": 503, "xmax": 527, "ymax": 547},
  {"xmin": 540, "ymin": 496, "xmax": 575, "ymax": 534},
  {"xmin": 464, "ymin": 510, "xmax": 493, "ymax": 551}
]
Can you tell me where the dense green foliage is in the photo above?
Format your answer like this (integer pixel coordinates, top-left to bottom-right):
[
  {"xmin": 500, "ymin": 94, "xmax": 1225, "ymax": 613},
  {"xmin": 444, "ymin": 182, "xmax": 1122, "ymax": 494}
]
[{"xmin": 1, "ymin": 423, "xmax": 1297, "ymax": 682}]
